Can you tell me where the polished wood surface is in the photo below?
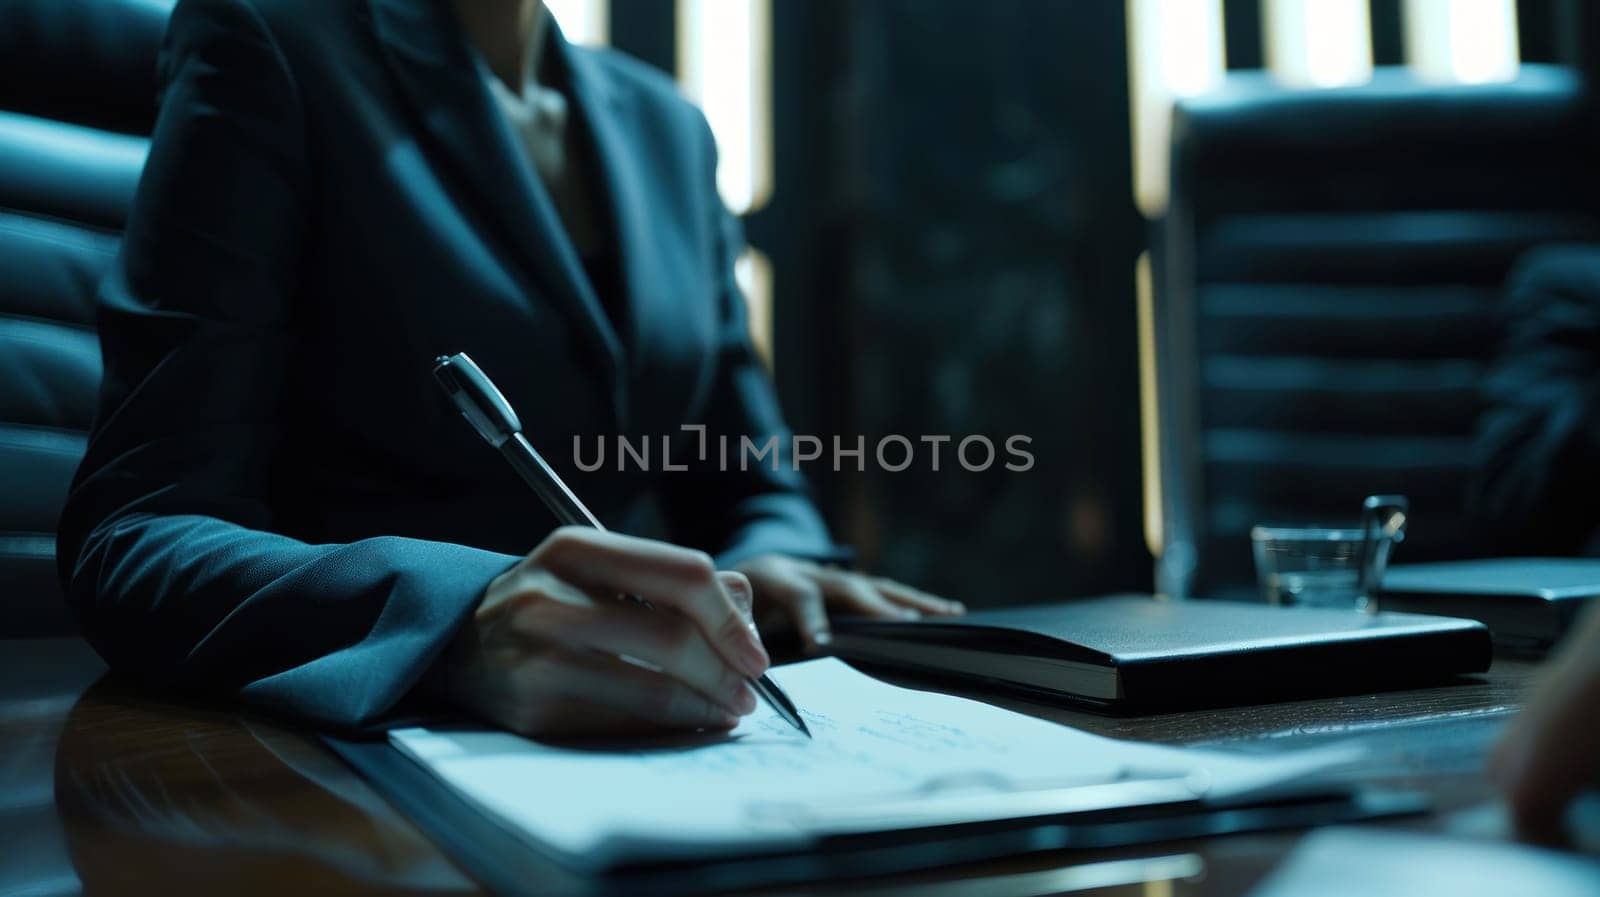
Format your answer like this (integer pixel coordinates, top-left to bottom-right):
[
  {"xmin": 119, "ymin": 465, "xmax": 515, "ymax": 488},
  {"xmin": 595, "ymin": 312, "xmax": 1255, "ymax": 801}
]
[{"xmin": 0, "ymin": 637, "xmax": 1547, "ymax": 897}]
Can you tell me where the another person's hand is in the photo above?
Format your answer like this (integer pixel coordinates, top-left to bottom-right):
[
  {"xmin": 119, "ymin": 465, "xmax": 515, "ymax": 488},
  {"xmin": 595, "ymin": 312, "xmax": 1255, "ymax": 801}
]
[
  {"xmin": 733, "ymin": 554, "xmax": 965, "ymax": 653},
  {"xmin": 435, "ymin": 527, "xmax": 770, "ymax": 737},
  {"xmin": 1490, "ymin": 601, "xmax": 1600, "ymax": 841}
]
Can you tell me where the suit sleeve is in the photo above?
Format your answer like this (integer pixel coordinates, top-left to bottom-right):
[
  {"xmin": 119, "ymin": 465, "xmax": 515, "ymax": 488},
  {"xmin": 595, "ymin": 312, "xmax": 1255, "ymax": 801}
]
[
  {"xmin": 657, "ymin": 123, "xmax": 848, "ymax": 569},
  {"xmin": 1468, "ymin": 246, "xmax": 1600, "ymax": 556},
  {"xmin": 56, "ymin": 0, "xmax": 516, "ymax": 729}
]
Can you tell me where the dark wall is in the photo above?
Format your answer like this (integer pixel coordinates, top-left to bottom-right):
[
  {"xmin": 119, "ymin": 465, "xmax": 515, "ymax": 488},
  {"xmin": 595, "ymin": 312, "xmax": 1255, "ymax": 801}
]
[
  {"xmin": 766, "ymin": 0, "xmax": 1149, "ymax": 605},
  {"xmin": 618, "ymin": 0, "xmax": 1592, "ymax": 606},
  {"xmin": 748, "ymin": 0, "xmax": 1591, "ymax": 604}
]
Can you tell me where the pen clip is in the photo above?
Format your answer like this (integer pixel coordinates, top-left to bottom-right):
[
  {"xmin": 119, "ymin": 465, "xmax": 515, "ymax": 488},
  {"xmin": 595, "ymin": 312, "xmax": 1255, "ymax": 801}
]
[{"xmin": 433, "ymin": 353, "xmax": 522, "ymax": 448}]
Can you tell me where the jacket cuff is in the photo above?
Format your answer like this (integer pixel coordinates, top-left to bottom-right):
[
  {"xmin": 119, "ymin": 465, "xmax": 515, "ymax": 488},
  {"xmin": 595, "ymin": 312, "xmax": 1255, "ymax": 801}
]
[{"xmin": 240, "ymin": 538, "xmax": 518, "ymax": 731}]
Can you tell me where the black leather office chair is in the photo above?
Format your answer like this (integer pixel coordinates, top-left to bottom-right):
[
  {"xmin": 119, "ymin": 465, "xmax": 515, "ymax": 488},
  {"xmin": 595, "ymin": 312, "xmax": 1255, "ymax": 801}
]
[
  {"xmin": 1152, "ymin": 65, "xmax": 1600, "ymax": 599},
  {"xmin": 0, "ymin": 0, "xmax": 170, "ymax": 635}
]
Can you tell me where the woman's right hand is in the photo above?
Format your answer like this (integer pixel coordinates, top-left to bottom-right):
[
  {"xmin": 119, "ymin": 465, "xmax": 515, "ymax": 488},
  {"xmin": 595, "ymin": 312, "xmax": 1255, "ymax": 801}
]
[{"xmin": 433, "ymin": 527, "xmax": 771, "ymax": 737}]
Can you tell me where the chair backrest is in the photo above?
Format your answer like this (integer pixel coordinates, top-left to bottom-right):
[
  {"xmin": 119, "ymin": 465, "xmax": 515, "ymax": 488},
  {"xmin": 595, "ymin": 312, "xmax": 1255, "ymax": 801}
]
[
  {"xmin": 1153, "ymin": 64, "xmax": 1600, "ymax": 599},
  {"xmin": 0, "ymin": 0, "xmax": 169, "ymax": 635}
]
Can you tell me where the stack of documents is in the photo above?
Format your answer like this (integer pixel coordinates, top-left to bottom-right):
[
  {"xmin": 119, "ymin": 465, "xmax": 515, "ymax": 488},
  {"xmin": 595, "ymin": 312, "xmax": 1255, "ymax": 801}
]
[{"xmin": 391, "ymin": 658, "xmax": 1360, "ymax": 868}]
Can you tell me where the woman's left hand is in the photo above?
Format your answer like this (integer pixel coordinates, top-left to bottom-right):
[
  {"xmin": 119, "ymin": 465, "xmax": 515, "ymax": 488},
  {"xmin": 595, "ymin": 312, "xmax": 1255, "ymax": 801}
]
[{"xmin": 732, "ymin": 554, "xmax": 964, "ymax": 653}]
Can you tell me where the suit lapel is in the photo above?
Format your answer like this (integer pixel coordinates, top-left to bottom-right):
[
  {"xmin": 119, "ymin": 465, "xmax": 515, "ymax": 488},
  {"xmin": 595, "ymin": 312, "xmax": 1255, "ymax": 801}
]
[
  {"xmin": 366, "ymin": 0, "xmax": 625, "ymax": 412},
  {"xmin": 559, "ymin": 39, "xmax": 654, "ymax": 376}
]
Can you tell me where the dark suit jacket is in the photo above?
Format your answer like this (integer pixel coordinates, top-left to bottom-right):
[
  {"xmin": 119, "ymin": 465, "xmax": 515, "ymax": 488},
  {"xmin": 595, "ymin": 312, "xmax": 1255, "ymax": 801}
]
[
  {"xmin": 56, "ymin": 0, "xmax": 838, "ymax": 728},
  {"xmin": 1469, "ymin": 245, "xmax": 1600, "ymax": 556}
]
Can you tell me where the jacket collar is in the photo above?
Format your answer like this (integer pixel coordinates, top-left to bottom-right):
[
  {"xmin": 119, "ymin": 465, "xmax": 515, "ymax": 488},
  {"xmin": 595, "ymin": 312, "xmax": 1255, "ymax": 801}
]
[{"xmin": 367, "ymin": 0, "xmax": 629, "ymax": 416}]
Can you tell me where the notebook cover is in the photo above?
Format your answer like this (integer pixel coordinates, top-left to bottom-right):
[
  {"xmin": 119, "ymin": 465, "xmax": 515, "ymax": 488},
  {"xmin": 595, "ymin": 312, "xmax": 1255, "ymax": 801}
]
[
  {"xmin": 832, "ymin": 595, "xmax": 1491, "ymax": 711},
  {"xmin": 1378, "ymin": 558, "xmax": 1600, "ymax": 651},
  {"xmin": 1380, "ymin": 558, "xmax": 1600, "ymax": 601}
]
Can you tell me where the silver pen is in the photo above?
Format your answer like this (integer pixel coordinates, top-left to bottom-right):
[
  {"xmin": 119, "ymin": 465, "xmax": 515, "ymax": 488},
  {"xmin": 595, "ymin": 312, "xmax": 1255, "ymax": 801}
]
[{"xmin": 432, "ymin": 352, "xmax": 811, "ymax": 738}]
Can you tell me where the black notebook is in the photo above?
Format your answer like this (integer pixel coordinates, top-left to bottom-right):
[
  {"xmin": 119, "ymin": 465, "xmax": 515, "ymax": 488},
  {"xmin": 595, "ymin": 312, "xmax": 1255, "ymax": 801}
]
[
  {"xmin": 1380, "ymin": 558, "xmax": 1600, "ymax": 654},
  {"xmin": 830, "ymin": 595, "xmax": 1491, "ymax": 711}
]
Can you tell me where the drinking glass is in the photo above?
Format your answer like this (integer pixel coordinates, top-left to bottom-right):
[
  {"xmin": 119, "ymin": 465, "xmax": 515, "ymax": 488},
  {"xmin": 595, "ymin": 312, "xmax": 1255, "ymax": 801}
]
[{"xmin": 1250, "ymin": 526, "xmax": 1370, "ymax": 611}]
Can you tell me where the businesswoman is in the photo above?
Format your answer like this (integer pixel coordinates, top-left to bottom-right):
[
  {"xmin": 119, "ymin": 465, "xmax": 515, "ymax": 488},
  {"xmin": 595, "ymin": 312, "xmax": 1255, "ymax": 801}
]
[{"xmin": 58, "ymin": 0, "xmax": 960, "ymax": 735}]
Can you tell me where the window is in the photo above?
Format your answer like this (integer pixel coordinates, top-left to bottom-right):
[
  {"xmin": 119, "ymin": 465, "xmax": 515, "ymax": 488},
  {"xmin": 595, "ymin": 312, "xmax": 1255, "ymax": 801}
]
[
  {"xmin": 546, "ymin": 0, "xmax": 609, "ymax": 46},
  {"xmin": 676, "ymin": 0, "xmax": 774, "ymax": 215},
  {"xmin": 677, "ymin": 0, "xmax": 776, "ymax": 364},
  {"xmin": 1404, "ymin": 0, "xmax": 1519, "ymax": 84},
  {"xmin": 1264, "ymin": 0, "xmax": 1373, "ymax": 88},
  {"xmin": 1126, "ymin": 0, "xmax": 1226, "ymax": 218}
]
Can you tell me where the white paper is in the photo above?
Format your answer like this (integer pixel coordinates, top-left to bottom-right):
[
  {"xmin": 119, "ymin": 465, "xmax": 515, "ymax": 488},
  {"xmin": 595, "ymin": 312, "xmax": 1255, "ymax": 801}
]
[{"xmin": 391, "ymin": 658, "xmax": 1358, "ymax": 866}]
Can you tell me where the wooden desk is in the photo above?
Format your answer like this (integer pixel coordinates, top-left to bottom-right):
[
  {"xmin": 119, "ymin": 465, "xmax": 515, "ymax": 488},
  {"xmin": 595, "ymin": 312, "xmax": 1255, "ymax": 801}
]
[{"xmin": 0, "ymin": 637, "xmax": 1541, "ymax": 897}]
